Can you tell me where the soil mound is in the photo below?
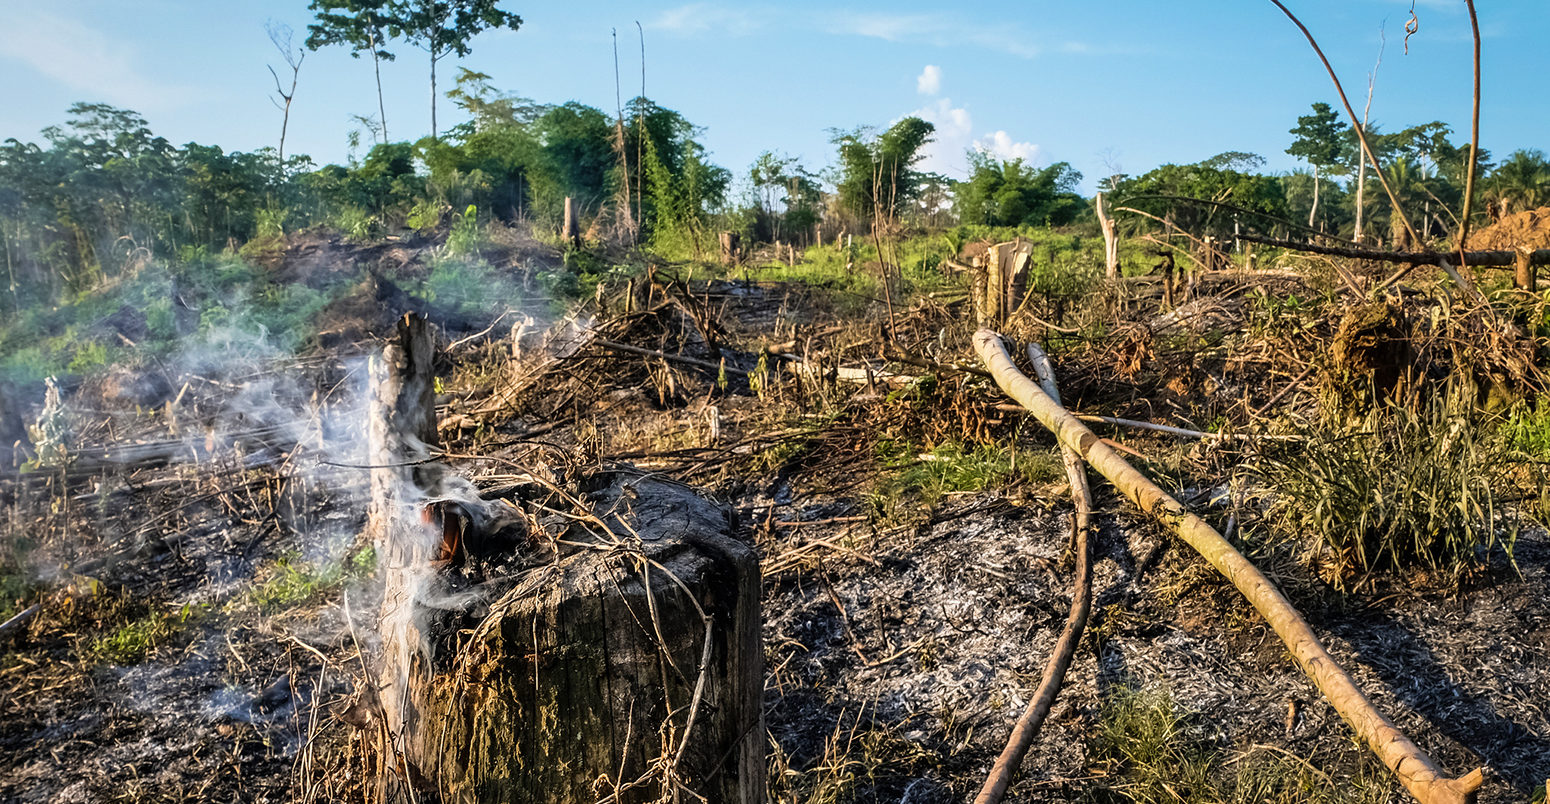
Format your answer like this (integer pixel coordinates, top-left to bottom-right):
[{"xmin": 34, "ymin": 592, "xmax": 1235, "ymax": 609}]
[{"xmin": 1467, "ymin": 206, "xmax": 1550, "ymax": 250}]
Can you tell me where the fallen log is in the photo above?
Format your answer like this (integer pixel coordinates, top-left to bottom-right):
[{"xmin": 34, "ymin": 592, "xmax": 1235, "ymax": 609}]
[
  {"xmin": 972, "ymin": 329, "xmax": 1484, "ymax": 804},
  {"xmin": 1236, "ymin": 231, "xmax": 1550, "ymax": 269},
  {"xmin": 974, "ymin": 343, "xmax": 1093, "ymax": 804}
]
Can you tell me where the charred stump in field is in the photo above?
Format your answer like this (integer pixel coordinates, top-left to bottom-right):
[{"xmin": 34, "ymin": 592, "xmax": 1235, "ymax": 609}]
[
  {"xmin": 367, "ymin": 316, "xmax": 765, "ymax": 804},
  {"xmin": 1327, "ymin": 301, "xmax": 1412, "ymax": 414}
]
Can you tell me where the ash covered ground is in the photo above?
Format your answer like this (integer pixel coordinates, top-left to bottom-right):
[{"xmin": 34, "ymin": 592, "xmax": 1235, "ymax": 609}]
[{"xmin": 2, "ymin": 235, "xmax": 1548, "ymax": 803}]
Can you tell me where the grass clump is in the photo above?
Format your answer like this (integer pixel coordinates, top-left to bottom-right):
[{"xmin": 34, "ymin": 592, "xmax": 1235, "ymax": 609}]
[
  {"xmin": 1089, "ymin": 684, "xmax": 1390, "ymax": 804},
  {"xmin": 767, "ymin": 709, "xmax": 928, "ymax": 804},
  {"xmin": 1260, "ymin": 387, "xmax": 1515, "ymax": 591},
  {"xmin": 1090, "ymin": 685, "xmax": 1219, "ymax": 804},
  {"xmin": 0, "ymin": 564, "xmax": 35, "ymax": 625},
  {"xmin": 870, "ymin": 439, "xmax": 1058, "ymax": 517},
  {"xmin": 247, "ymin": 547, "xmax": 375, "ymax": 613},
  {"xmin": 88, "ymin": 604, "xmax": 206, "ymax": 665}
]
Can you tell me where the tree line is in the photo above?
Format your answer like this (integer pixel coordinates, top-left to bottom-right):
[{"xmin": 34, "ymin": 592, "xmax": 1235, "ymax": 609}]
[{"xmin": 7, "ymin": 70, "xmax": 1550, "ymax": 316}]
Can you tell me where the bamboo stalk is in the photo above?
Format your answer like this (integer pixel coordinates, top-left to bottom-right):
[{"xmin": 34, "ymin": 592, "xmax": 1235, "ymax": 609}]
[
  {"xmin": 972, "ymin": 329, "xmax": 1484, "ymax": 804},
  {"xmin": 974, "ymin": 343, "xmax": 1093, "ymax": 804}
]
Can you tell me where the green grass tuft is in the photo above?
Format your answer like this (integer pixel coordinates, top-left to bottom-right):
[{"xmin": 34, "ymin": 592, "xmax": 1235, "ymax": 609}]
[{"xmin": 1260, "ymin": 388, "xmax": 1515, "ymax": 590}]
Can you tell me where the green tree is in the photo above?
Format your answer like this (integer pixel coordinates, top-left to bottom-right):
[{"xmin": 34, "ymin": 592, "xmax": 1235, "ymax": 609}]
[
  {"xmin": 529, "ymin": 102, "xmax": 616, "ymax": 222},
  {"xmin": 748, "ymin": 151, "xmax": 794, "ymax": 240},
  {"xmin": 1487, "ymin": 149, "xmax": 1550, "ymax": 216},
  {"xmin": 743, "ymin": 152, "xmax": 822, "ymax": 243},
  {"xmin": 1118, "ymin": 154, "xmax": 1287, "ymax": 239},
  {"xmin": 306, "ymin": 0, "xmax": 399, "ymax": 143},
  {"xmin": 1286, "ymin": 102, "xmax": 1348, "ymax": 228},
  {"xmin": 831, "ymin": 117, "xmax": 935, "ymax": 223},
  {"xmin": 390, "ymin": 0, "xmax": 523, "ymax": 139},
  {"xmin": 955, "ymin": 152, "xmax": 1084, "ymax": 227}
]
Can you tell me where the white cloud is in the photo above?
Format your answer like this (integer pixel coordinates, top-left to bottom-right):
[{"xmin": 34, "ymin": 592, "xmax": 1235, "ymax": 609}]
[
  {"xmin": 648, "ymin": 3, "xmax": 768, "ymax": 36},
  {"xmin": 826, "ymin": 11, "xmax": 1048, "ymax": 59},
  {"xmin": 907, "ymin": 99, "xmax": 1043, "ymax": 178},
  {"xmin": 0, "ymin": 7, "xmax": 192, "ymax": 112},
  {"xmin": 916, "ymin": 64, "xmax": 942, "ymax": 95},
  {"xmin": 910, "ymin": 97, "xmax": 974, "ymax": 176},
  {"xmin": 975, "ymin": 131, "xmax": 1040, "ymax": 163}
]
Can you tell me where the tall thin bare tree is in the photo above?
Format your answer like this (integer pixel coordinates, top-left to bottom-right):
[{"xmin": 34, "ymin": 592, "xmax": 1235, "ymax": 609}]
[{"xmin": 266, "ymin": 21, "xmax": 306, "ymax": 164}]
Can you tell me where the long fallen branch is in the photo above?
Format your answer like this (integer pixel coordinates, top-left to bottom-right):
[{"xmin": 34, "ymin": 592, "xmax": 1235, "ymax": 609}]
[
  {"xmin": 972, "ymin": 330, "xmax": 1484, "ymax": 804},
  {"xmin": 1073, "ymin": 414, "xmax": 1303, "ymax": 442},
  {"xmin": 1237, "ymin": 231, "xmax": 1550, "ymax": 269},
  {"xmin": 974, "ymin": 343, "xmax": 1093, "ymax": 804},
  {"xmin": 592, "ymin": 338, "xmax": 747, "ymax": 377}
]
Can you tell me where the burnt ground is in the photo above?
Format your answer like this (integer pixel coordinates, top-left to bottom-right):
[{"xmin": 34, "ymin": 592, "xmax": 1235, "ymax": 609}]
[{"xmin": 2, "ymin": 251, "xmax": 1549, "ymax": 804}]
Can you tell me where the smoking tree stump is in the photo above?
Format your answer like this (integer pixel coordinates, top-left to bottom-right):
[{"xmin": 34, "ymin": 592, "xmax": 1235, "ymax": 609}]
[
  {"xmin": 367, "ymin": 317, "xmax": 764, "ymax": 803},
  {"xmin": 405, "ymin": 477, "xmax": 763, "ymax": 803}
]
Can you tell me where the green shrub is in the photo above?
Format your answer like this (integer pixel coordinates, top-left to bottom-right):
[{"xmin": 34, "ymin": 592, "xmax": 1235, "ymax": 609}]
[
  {"xmin": 0, "ymin": 344, "xmax": 59, "ymax": 385},
  {"xmin": 66, "ymin": 340, "xmax": 111, "ymax": 373},
  {"xmin": 407, "ymin": 198, "xmax": 444, "ymax": 232},
  {"xmin": 445, "ymin": 204, "xmax": 484, "ymax": 256},
  {"xmin": 1504, "ymin": 398, "xmax": 1550, "ymax": 458},
  {"xmin": 255, "ymin": 204, "xmax": 288, "ymax": 238}
]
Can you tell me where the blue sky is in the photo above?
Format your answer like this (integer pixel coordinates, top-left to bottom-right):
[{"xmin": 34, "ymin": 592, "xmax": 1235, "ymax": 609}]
[{"xmin": 1, "ymin": 1, "xmax": 1545, "ymax": 194}]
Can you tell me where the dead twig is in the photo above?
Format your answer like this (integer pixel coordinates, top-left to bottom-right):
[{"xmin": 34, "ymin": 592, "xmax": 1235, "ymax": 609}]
[
  {"xmin": 1455, "ymin": 1, "xmax": 1482, "ymax": 275},
  {"xmin": 1236, "ymin": 232, "xmax": 1550, "ymax": 269}
]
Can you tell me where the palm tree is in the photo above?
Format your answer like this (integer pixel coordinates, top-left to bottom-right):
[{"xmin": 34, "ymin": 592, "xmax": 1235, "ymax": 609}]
[
  {"xmin": 1380, "ymin": 157, "xmax": 1430, "ymax": 250},
  {"xmin": 1487, "ymin": 149, "xmax": 1550, "ymax": 216}
]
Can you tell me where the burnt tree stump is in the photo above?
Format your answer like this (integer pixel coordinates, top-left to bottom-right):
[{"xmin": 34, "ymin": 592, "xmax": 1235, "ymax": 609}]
[{"xmin": 368, "ymin": 317, "xmax": 765, "ymax": 803}]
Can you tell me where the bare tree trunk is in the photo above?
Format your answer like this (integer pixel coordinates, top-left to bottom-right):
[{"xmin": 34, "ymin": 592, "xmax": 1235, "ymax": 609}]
[
  {"xmin": 611, "ymin": 30, "xmax": 636, "ymax": 243},
  {"xmin": 562, "ymin": 197, "xmax": 580, "ymax": 249},
  {"xmin": 718, "ymin": 231, "xmax": 739, "ymax": 265},
  {"xmin": 1516, "ymin": 245, "xmax": 1536, "ymax": 293},
  {"xmin": 429, "ymin": 49, "xmax": 438, "ymax": 140},
  {"xmin": 371, "ymin": 28, "xmax": 388, "ymax": 142},
  {"xmin": 1096, "ymin": 192, "xmax": 1119, "ymax": 278},
  {"xmin": 1309, "ymin": 163, "xmax": 1320, "ymax": 228},
  {"xmin": 984, "ymin": 242, "xmax": 1005, "ymax": 327},
  {"xmin": 1356, "ymin": 36, "xmax": 1382, "ymax": 243},
  {"xmin": 1355, "ymin": 157, "xmax": 1368, "ymax": 243},
  {"xmin": 266, "ymin": 23, "xmax": 305, "ymax": 164}
]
